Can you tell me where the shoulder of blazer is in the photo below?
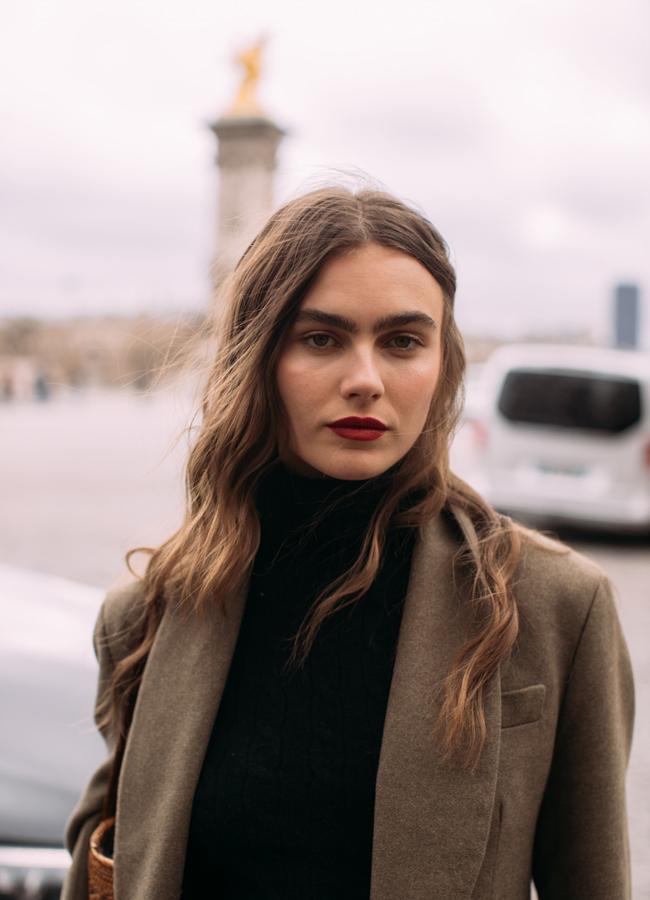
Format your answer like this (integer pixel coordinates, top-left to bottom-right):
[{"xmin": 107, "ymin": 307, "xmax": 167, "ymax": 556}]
[
  {"xmin": 97, "ymin": 577, "xmax": 147, "ymax": 665},
  {"xmin": 445, "ymin": 504, "xmax": 609, "ymax": 623},
  {"xmin": 510, "ymin": 525, "xmax": 616, "ymax": 662},
  {"xmin": 516, "ymin": 528, "xmax": 607, "ymax": 605}
]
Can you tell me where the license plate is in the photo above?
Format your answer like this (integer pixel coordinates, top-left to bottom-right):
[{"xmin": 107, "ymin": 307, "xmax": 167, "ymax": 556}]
[{"xmin": 536, "ymin": 461, "xmax": 587, "ymax": 477}]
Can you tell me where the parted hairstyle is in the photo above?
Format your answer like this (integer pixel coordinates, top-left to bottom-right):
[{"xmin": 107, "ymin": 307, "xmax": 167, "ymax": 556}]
[{"xmin": 101, "ymin": 185, "xmax": 550, "ymax": 769}]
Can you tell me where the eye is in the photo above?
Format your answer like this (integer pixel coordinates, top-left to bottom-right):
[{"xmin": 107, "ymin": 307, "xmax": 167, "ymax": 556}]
[
  {"xmin": 304, "ymin": 333, "xmax": 337, "ymax": 350},
  {"xmin": 386, "ymin": 334, "xmax": 423, "ymax": 351}
]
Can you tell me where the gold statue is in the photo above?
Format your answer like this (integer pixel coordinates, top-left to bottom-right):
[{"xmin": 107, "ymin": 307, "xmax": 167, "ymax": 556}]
[{"xmin": 228, "ymin": 38, "xmax": 266, "ymax": 117}]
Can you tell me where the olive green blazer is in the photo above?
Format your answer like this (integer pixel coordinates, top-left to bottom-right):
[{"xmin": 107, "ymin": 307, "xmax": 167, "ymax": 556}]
[{"xmin": 62, "ymin": 511, "xmax": 634, "ymax": 900}]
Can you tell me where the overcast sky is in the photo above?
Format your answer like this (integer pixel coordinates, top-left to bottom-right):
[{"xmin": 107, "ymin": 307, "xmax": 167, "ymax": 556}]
[{"xmin": 1, "ymin": 0, "xmax": 649, "ymax": 342}]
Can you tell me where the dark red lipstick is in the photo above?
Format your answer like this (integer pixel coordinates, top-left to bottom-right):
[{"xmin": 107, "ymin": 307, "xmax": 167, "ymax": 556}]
[{"xmin": 326, "ymin": 417, "xmax": 388, "ymax": 442}]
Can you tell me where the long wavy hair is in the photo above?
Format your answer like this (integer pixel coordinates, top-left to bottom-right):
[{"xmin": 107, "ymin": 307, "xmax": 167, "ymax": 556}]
[{"xmin": 100, "ymin": 186, "xmax": 542, "ymax": 769}]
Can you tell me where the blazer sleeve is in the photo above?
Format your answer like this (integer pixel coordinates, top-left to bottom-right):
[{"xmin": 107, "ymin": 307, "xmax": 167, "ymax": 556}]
[
  {"xmin": 60, "ymin": 600, "xmax": 118, "ymax": 900},
  {"xmin": 532, "ymin": 575, "xmax": 635, "ymax": 900}
]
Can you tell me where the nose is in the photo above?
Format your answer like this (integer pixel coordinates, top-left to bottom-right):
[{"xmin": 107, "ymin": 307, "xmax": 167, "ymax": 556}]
[{"xmin": 339, "ymin": 347, "xmax": 385, "ymax": 402}]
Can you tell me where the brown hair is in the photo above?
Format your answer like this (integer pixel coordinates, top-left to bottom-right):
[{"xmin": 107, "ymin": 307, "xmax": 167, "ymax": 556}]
[{"xmin": 101, "ymin": 186, "xmax": 542, "ymax": 768}]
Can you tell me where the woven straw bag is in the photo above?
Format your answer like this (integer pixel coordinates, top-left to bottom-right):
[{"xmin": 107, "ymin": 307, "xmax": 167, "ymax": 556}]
[{"xmin": 88, "ymin": 816, "xmax": 115, "ymax": 900}]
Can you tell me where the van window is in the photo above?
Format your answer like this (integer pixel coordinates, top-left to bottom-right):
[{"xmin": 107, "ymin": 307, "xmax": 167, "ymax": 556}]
[{"xmin": 497, "ymin": 369, "xmax": 641, "ymax": 434}]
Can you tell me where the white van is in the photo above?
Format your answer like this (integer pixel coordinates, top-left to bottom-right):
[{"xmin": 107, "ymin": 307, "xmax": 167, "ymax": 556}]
[{"xmin": 472, "ymin": 344, "xmax": 650, "ymax": 532}]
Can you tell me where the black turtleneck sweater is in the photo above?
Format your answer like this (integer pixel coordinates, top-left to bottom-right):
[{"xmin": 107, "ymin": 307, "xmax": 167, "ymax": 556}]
[{"xmin": 182, "ymin": 463, "xmax": 416, "ymax": 900}]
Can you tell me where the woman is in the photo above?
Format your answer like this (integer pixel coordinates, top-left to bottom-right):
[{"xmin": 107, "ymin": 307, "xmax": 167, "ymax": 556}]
[{"xmin": 63, "ymin": 187, "xmax": 634, "ymax": 900}]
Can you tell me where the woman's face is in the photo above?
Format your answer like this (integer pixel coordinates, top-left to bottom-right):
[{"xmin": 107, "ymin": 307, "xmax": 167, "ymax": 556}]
[{"xmin": 275, "ymin": 242, "xmax": 445, "ymax": 480}]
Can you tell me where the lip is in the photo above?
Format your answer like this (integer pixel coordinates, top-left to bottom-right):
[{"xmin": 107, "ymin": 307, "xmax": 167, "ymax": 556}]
[
  {"xmin": 326, "ymin": 417, "xmax": 389, "ymax": 442},
  {"xmin": 328, "ymin": 417, "xmax": 388, "ymax": 430}
]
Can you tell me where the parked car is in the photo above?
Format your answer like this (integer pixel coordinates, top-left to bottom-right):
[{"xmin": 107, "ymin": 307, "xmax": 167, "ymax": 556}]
[
  {"xmin": 0, "ymin": 565, "xmax": 105, "ymax": 899},
  {"xmin": 468, "ymin": 344, "xmax": 650, "ymax": 532}
]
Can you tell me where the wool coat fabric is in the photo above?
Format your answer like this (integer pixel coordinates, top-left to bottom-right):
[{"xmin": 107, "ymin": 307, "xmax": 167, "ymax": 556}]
[{"xmin": 62, "ymin": 510, "xmax": 634, "ymax": 900}]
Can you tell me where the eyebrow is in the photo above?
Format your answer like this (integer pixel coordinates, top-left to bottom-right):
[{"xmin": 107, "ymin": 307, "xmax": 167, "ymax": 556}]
[{"xmin": 294, "ymin": 309, "xmax": 437, "ymax": 334}]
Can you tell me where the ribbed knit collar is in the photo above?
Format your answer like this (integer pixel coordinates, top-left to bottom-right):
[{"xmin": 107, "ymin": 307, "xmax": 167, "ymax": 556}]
[{"xmin": 254, "ymin": 460, "xmax": 395, "ymax": 540}]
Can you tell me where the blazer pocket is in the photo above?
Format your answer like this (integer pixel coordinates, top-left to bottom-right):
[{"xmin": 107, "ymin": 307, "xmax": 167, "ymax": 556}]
[{"xmin": 501, "ymin": 684, "xmax": 546, "ymax": 729}]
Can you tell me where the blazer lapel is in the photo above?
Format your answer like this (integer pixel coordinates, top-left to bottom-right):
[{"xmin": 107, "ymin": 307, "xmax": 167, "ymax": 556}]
[
  {"xmin": 113, "ymin": 586, "xmax": 248, "ymax": 900},
  {"xmin": 371, "ymin": 513, "xmax": 502, "ymax": 900}
]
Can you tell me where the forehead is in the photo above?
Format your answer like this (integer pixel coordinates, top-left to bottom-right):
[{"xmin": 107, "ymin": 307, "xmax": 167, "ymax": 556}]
[{"xmin": 302, "ymin": 243, "xmax": 444, "ymax": 318}]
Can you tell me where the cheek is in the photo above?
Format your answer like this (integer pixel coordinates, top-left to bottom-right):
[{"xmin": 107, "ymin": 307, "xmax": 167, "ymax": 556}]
[
  {"xmin": 275, "ymin": 354, "xmax": 327, "ymax": 423},
  {"xmin": 393, "ymin": 358, "xmax": 441, "ymax": 419}
]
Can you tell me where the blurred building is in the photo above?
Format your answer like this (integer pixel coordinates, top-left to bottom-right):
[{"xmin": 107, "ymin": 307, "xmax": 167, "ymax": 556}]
[
  {"xmin": 0, "ymin": 355, "xmax": 39, "ymax": 401},
  {"xmin": 613, "ymin": 283, "xmax": 641, "ymax": 349},
  {"xmin": 0, "ymin": 314, "xmax": 204, "ymax": 396}
]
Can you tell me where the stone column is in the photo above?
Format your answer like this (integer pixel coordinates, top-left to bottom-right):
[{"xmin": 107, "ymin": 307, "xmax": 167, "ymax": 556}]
[{"xmin": 209, "ymin": 115, "xmax": 286, "ymax": 287}]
